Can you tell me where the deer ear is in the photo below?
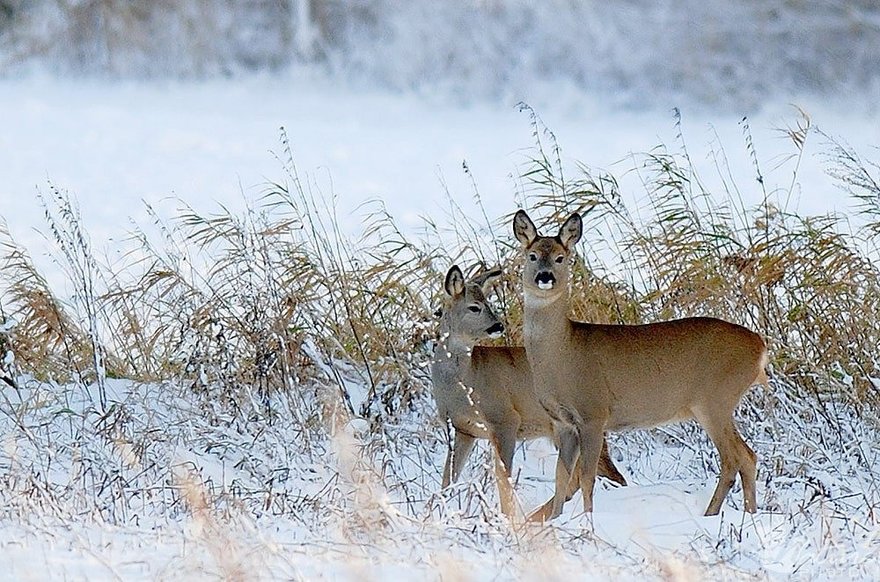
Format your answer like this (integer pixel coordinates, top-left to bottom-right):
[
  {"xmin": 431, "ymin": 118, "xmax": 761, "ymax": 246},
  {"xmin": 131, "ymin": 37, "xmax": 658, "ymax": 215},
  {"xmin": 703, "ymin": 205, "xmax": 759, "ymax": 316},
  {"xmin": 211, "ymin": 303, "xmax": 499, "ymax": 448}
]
[
  {"xmin": 559, "ymin": 213, "xmax": 582, "ymax": 249},
  {"xmin": 470, "ymin": 267, "xmax": 503, "ymax": 295},
  {"xmin": 444, "ymin": 265, "xmax": 466, "ymax": 297},
  {"xmin": 513, "ymin": 210, "xmax": 537, "ymax": 247}
]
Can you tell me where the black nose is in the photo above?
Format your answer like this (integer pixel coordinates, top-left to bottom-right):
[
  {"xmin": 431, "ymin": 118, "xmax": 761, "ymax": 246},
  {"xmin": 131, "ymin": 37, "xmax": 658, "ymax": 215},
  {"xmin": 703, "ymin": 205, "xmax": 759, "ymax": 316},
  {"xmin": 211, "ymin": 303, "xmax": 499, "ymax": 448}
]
[
  {"xmin": 535, "ymin": 271, "xmax": 556, "ymax": 285},
  {"xmin": 486, "ymin": 322, "xmax": 504, "ymax": 335}
]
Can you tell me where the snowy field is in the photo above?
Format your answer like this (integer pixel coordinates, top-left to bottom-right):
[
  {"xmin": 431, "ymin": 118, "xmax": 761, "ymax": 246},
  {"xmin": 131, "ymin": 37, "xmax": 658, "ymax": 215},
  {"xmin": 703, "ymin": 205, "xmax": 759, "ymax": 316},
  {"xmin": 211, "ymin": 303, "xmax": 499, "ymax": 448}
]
[
  {"xmin": 1, "ymin": 371, "xmax": 879, "ymax": 579},
  {"xmin": 2, "ymin": 76, "xmax": 880, "ymax": 579}
]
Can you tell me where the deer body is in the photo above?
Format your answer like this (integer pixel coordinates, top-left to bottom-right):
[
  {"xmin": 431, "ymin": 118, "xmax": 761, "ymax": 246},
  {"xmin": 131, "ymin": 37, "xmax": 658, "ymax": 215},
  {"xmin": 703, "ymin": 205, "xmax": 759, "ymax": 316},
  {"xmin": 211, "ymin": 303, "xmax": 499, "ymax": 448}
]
[
  {"xmin": 433, "ymin": 345, "xmax": 549, "ymax": 442},
  {"xmin": 431, "ymin": 266, "xmax": 626, "ymax": 518},
  {"xmin": 514, "ymin": 210, "xmax": 767, "ymax": 519}
]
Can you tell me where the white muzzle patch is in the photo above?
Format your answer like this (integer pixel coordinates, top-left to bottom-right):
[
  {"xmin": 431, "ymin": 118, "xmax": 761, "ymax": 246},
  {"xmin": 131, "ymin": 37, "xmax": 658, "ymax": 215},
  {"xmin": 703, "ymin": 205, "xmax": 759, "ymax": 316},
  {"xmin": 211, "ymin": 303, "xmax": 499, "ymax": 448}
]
[{"xmin": 537, "ymin": 280, "xmax": 554, "ymax": 290}]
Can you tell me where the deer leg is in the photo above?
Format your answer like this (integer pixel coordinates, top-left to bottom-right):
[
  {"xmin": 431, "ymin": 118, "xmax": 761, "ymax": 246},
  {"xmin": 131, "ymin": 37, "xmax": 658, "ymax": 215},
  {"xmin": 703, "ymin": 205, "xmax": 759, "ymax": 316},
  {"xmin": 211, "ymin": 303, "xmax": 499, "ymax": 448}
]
[
  {"xmin": 597, "ymin": 438, "xmax": 627, "ymax": 487},
  {"xmin": 527, "ymin": 422, "xmax": 579, "ymax": 522},
  {"xmin": 695, "ymin": 409, "xmax": 756, "ymax": 515},
  {"xmin": 556, "ymin": 423, "xmax": 581, "ymax": 516},
  {"xmin": 735, "ymin": 429, "xmax": 757, "ymax": 513},
  {"xmin": 729, "ymin": 428, "xmax": 758, "ymax": 513},
  {"xmin": 538, "ymin": 436, "xmax": 625, "ymax": 514},
  {"xmin": 577, "ymin": 419, "xmax": 606, "ymax": 513},
  {"xmin": 443, "ymin": 431, "xmax": 476, "ymax": 487},
  {"xmin": 695, "ymin": 411, "xmax": 736, "ymax": 515},
  {"xmin": 490, "ymin": 418, "xmax": 521, "ymax": 519},
  {"xmin": 531, "ymin": 446, "xmax": 585, "ymax": 523}
]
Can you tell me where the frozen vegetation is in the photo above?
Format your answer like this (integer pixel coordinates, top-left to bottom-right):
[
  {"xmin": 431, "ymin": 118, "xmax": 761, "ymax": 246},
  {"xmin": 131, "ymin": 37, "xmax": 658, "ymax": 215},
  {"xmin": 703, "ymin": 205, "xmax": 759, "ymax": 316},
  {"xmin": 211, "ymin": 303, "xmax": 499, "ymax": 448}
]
[
  {"xmin": 2, "ymin": 96, "xmax": 880, "ymax": 576},
  {"xmin": 1, "ymin": 2, "xmax": 880, "ymax": 579}
]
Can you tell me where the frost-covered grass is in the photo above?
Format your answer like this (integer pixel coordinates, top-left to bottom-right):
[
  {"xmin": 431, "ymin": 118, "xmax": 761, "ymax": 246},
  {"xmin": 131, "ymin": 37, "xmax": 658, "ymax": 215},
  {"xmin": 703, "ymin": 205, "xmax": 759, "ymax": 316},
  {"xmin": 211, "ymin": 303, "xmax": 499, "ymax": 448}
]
[
  {"xmin": 0, "ymin": 373, "xmax": 878, "ymax": 579},
  {"xmin": 1, "ymin": 90, "xmax": 880, "ymax": 577}
]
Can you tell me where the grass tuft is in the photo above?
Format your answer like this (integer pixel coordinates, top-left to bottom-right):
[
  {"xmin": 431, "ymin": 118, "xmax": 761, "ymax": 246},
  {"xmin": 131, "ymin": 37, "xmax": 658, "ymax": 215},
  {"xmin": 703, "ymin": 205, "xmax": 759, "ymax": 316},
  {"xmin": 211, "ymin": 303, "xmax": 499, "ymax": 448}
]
[{"xmin": 1, "ymin": 110, "xmax": 879, "ymax": 577}]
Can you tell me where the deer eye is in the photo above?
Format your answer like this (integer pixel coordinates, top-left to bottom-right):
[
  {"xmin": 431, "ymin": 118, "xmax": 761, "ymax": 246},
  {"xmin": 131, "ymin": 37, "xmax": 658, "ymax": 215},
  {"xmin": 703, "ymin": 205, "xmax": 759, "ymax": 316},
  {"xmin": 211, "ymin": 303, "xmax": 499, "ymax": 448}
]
[
  {"xmin": 467, "ymin": 305, "xmax": 481, "ymax": 313},
  {"xmin": 528, "ymin": 253, "xmax": 538, "ymax": 262},
  {"xmin": 554, "ymin": 255, "xmax": 565, "ymax": 264}
]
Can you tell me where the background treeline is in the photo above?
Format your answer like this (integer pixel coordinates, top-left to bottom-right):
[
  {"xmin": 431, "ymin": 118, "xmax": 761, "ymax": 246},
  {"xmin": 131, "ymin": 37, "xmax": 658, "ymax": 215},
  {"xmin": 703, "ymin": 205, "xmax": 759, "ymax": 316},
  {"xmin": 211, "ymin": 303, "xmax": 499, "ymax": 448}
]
[{"xmin": 2, "ymin": 0, "xmax": 880, "ymax": 109}]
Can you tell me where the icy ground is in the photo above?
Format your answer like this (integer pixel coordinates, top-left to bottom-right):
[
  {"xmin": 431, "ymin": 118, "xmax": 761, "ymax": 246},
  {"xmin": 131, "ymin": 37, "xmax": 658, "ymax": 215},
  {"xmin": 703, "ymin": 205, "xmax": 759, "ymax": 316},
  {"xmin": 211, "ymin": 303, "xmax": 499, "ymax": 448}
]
[{"xmin": 2, "ymin": 77, "xmax": 880, "ymax": 578}]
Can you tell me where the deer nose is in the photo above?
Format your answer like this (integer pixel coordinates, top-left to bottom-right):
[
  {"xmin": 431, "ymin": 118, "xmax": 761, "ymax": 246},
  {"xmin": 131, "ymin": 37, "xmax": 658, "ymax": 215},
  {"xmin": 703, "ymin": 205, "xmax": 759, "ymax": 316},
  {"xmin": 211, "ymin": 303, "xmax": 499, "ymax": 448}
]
[
  {"xmin": 486, "ymin": 322, "xmax": 504, "ymax": 337},
  {"xmin": 535, "ymin": 271, "xmax": 556, "ymax": 290}
]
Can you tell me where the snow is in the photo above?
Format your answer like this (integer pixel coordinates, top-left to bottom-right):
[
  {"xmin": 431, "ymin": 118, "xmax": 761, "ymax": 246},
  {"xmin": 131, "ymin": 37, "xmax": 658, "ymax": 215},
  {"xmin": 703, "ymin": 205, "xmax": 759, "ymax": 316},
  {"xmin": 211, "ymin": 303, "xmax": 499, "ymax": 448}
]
[
  {"xmin": 1, "ymin": 74, "xmax": 880, "ymax": 578},
  {"xmin": 0, "ymin": 372, "xmax": 878, "ymax": 579}
]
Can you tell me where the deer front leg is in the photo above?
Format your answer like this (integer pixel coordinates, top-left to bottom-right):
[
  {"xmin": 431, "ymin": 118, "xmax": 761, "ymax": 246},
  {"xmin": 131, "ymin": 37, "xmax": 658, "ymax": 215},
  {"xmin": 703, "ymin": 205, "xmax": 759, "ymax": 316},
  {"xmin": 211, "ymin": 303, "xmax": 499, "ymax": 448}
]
[
  {"xmin": 530, "ymin": 453, "xmax": 582, "ymax": 523},
  {"xmin": 528, "ymin": 421, "xmax": 579, "ymax": 522},
  {"xmin": 491, "ymin": 416, "xmax": 521, "ymax": 520},
  {"xmin": 577, "ymin": 419, "xmax": 607, "ymax": 513},
  {"xmin": 442, "ymin": 430, "xmax": 476, "ymax": 487},
  {"xmin": 531, "ymin": 433, "xmax": 626, "ymax": 521}
]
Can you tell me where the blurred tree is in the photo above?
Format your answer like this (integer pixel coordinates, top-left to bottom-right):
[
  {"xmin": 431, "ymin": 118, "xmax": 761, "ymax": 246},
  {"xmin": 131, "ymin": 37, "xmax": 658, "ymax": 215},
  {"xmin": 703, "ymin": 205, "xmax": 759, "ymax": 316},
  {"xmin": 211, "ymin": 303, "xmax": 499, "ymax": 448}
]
[{"xmin": 0, "ymin": 0, "xmax": 878, "ymax": 110}]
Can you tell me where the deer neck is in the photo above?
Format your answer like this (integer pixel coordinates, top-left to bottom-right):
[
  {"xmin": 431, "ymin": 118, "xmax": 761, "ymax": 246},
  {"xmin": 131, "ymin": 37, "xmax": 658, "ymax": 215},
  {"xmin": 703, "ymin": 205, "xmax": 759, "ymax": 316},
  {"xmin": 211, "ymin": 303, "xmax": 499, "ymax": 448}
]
[
  {"xmin": 523, "ymin": 289, "xmax": 571, "ymax": 351},
  {"xmin": 433, "ymin": 327, "xmax": 473, "ymax": 373}
]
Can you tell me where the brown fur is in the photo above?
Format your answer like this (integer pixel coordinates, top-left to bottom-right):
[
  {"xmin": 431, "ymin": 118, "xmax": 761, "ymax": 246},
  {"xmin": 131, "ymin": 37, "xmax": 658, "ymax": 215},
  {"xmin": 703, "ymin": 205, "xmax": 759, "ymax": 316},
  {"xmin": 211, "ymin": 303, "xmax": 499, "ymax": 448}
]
[
  {"xmin": 432, "ymin": 265, "xmax": 626, "ymax": 520},
  {"xmin": 514, "ymin": 210, "xmax": 766, "ymax": 520}
]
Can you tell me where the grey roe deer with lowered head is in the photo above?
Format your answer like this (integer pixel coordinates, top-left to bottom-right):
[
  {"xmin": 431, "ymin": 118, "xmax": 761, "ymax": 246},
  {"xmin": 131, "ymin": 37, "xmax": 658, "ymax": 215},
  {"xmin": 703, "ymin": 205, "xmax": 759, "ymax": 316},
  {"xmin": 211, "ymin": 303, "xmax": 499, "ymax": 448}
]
[
  {"xmin": 513, "ymin": 210, "xmax": 768, "ymax": 520},
  {"xmin": 431, "ymin": 264, "xmax": 626, "ymax": 519}
]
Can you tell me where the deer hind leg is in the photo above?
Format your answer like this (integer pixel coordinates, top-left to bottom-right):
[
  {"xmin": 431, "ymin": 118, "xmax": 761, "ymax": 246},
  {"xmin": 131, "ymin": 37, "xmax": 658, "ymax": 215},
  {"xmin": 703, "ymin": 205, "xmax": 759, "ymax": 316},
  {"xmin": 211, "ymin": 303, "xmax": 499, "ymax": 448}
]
[
  {"xmin": 443, "ymin": 431, "xmax": 476, "ymax": 487},
  {"xmin": 736, "ymin": 430, "xmax": 757, "ymax": 513},
  {"xmin": 694, "ymin": 408, "xmax": 757, "ymax": 515},
  {"xmin": 597, "ymin": 438, "xmax": 628, "ymax": 486}
]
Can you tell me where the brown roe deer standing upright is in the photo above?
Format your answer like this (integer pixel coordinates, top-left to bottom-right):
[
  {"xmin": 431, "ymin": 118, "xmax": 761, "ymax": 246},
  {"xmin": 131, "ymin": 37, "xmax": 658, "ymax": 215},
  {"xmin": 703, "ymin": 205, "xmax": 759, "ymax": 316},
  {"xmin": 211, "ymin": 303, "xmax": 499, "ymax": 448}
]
[
  {"xmin": 431, "ymin": 265, "xmax": 626, "ymax": 518},
  {"xmin": 512, "ymin": 210, "xmax": 768, "ymax": 520}
]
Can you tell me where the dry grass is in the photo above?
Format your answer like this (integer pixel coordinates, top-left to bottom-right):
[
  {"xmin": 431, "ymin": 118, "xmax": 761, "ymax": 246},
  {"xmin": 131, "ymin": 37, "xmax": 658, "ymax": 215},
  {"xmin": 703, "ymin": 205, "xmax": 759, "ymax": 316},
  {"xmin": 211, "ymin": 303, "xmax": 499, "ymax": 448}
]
[
  {"xmin": 2, "ymin": 115, "xmax": 879, "ymax": 418},
  {"xmin": 510, "ymin": 106, "xmax": 880, "ymax": 401}
]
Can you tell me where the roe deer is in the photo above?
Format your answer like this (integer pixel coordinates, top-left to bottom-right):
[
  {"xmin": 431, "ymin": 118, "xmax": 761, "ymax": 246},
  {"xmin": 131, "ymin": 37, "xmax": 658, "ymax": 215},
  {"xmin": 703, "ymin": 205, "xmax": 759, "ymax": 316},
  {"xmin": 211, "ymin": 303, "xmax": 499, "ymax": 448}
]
[
  {"xmin": 431, "ymin": 265, "xmax": 626, "ymax": 518},
  {"xmin": 512, "ymin": 210, "xmax": 768, "ymax": 520}
]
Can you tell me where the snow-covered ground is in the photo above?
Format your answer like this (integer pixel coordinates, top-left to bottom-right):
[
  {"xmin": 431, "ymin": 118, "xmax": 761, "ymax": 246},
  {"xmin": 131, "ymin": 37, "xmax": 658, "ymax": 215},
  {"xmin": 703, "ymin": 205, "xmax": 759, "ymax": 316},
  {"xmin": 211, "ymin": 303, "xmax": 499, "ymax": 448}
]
[
  {"xmin": 2, "ymin": 76, "xmax": 880, "ymax": 578},
  {"xmin": 0, "ymin": 371, "xmax": 878, "ymax": 579}
]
